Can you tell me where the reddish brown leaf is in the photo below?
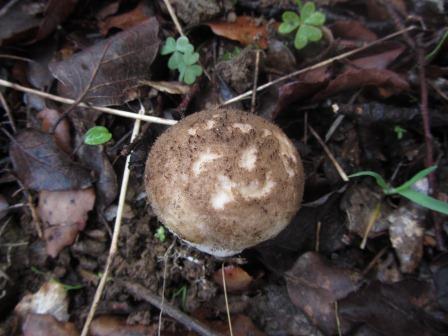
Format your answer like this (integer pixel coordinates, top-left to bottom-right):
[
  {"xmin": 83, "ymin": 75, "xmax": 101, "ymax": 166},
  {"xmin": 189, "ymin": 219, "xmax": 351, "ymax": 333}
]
[
  {"xmin": 90, "ymin": 315, "xmax": 156, "ymax": 336},
  {"xmin": 9, "ymin": 129, "xmax": 92, "ymax": 191},
  {"xmin": 38, "ymin": 188, "xmax": 95, "ymax": 257},
  {"xmin": 212, "ymin": 265, "xmax": 253, "ymax": 292},
  {"xmin": 348, "ymin": 42, "xmax": 406, "ymax": 70},
  {"xmin": 207, "ymin": 16, "xmax": 270, "ymax": 49},
  {"xmin": 49, "ymin": 18, "xmax": 160, "ymax": 106},
  {"xmin": 37, "ymin": 108, "xmax": 72, "ymax": 154},
  {"xmin": 331, "ymin": 21, "xmax": 377, "ymax": 42},
  {"xmin": 98, "ymin": 2, "xmax": 151, "ymax": 36},
  {"xmin": 22, "ymin": 314, "xmax": 78, "ymax": 336},
  {"xmin": 313, "ymin": 68, "xmax": 409, "ymax": 100},
  {"xmin": 285, "ymin": 252, "xmax": 361, "ymax": 335}
]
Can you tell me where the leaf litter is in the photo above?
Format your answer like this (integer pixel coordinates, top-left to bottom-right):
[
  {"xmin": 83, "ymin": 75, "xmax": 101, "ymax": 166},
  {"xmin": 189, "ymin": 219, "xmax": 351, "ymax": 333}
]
[{"xmin": 1, "ymin": 1, "xmax": 448, "ymax": 335}]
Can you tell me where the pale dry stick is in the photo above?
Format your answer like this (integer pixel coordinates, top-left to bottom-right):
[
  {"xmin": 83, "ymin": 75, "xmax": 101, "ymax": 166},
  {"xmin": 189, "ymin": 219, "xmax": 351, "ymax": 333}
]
[
  {"xmin": 308, "ymin": 125, "xmax": 349, "ymax": 182},
  {"xmin": 0, "ymin": 91, "xmax": 16, "ymax": 133},
  {"xmin": 80, "ymin": 104, "xmax": 146, "ymax": 336},
  {"xmin": 362, "ymin": 246, "xmax": 388, "ymax": 276},
  {"xmin": 250, "ymin": 50, "xmax": 261, "ymax": 114},
  {"xmin": 360, "ymin": 202, "xmax": 382, "ymax": 250},
  {"xmin": 158, "ymin": 241, "xmax": 175, "ymax": 336},
  {"xmin": 0, "ymin": 79, "xmax": 177, "ymax": 126},
  {"xmin": 334, "ymin": 301, "xmax": 342, "ymax": 336},
  {"xmin": 222, "ymin": 26, "xmax": 417, "ymax": 106},
  {"xmin": 222, "ymin": 263, "xmax": 234, "ymax": 336},
  {"xmin": 161, "ymin": 0, "xmax": 185, "ymax": 36}
]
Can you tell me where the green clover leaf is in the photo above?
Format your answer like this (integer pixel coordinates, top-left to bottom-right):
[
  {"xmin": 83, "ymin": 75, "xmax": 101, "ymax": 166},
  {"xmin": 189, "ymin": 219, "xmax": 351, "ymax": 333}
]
[
  {"xmin": 304, "ymin": 11, "xmax": 325, "ymax": 26},
  {"xmin": 176, "ymin": 36, "xmax": 194, "ymax": 53},
  {"xmin": 302, "ymin": 24, "xmax": 323, "ymax": 41},
  {"xmin": 84, "ymin": 126, "xmax": 112, "ymax": 145},
  {"xmin": 301, "ymin": 2, "xmax": 316, "ymax": 21},
  {"xmin": 183, "ymin": 51, "xmax": 200, "ymax": 65},
  {"xmin": 168, "ymin": 51, "xmax": 183, "ymax": 70},
  {"xmin": 161, "ymin": 37, "xmax": 176, "ymax": 55},
  {"xmin": 279, "ymin": 11, "xmax": 300, "ymax": 34},
  {"xmin": 182, "ymin": 64, "xmax": 203, "ymax": 85}
]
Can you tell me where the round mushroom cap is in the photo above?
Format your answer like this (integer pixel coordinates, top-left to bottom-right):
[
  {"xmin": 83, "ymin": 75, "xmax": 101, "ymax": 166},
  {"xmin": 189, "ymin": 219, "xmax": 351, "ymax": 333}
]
[{"xmin": 145, "ymin": 108, "xmax": 304, "ymax": 257}]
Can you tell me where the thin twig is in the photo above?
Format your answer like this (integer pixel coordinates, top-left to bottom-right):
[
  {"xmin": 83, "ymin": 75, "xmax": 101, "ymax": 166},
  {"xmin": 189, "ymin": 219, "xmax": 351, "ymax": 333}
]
[
  {"xmin": 315, "ymin": 221, "xmax": 321, "ymax": 252},
  {"xmin": 362, "ymin": 246, "xmax": 388, "ymax": 276},
  {"xmin": 0, "ymin": 0, "xmax": 20, "ymax": 17},
  {"xmin": 162, "ymin": 0, "xmax": 185, "ymax": 36},
  {"xmin": 360, "ymin": 202, "xmax": 382, "ymax": 250},
  {"xmin": 80, "ymin": 104, "xmax": 146, "ymax": 336},
  {"xmin": 51, "ymin": 40, "xmax": 112, "ymax": 133},
  {"xmin": 250, "ymin": 50, "xmax": 261, "ymax": 114},
  {"xmin": 222, "ymin": 263, "xmax": 234, "ymax": 336},
  {"xmin": 221, "ymin": 26, "xmax": 417, "ymax": 106},
  {"xmin": 308, "ymin": 125, "xmax": 349, "ymax": 182},
  {"xmin": 119, "ymin": 280, "xmax": 224, "ymax": 336},
  {"xmin": 334, "ymin": 301, "xmax": 342, "ymax": 336},
  {"xmin": 0, "ymin": 79, "xmax": 177, "ymax": 125},
  {"xmin": 158, "ymin": 242, "xmax": 175, "ymax": 336},
  {"xmin": 0, "ymin": 91, "xmax": 16, "ymax": 133}
]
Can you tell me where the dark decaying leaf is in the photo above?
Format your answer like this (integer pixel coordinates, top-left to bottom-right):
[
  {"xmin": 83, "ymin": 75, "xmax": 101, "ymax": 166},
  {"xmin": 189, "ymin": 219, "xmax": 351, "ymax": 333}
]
[
  {"xmin": 37, "ymin": 108, "xmax": 72, "ymax": 154},
  {"xmin": 348, "ymin": 42, "xmax": 406, "ymax": 70},
  {"xmin": 49, "ymin": 18, "xmax": 160, "ymax": 106},
  {"xmin": 89, "ymin": 315, "xmax": 156, "ymax": 336},
  {"xmin": 431, "ymin": 254, "xmax": 448, "ymax": 312},
  {"xmin": 38, "ymin": 188, "xmax": 96, "ymax": 257},
  {"xmin": 22, "ymin": 314, "xmax": 79, "ymax": 336},
  {"xmin": 330, "ymin": 20, "xmax": 377, "ymax": 42},
  {"xmin": 285, "ymin": 252, "xmax": 361, "ymax": 335},
  {"xmin": 313, "ymin": 68, "xmax": 409, "ymax": 100},
  {"xmin": 9, "ymin": 129, "xmax": 92, "ymax": 191},
  {"xmin": 0, "ymin": 194, "xmax": 9, "ymax": 220},
  {"xmin": 339, "ymin": 280, "xmax": 448, "ymax": 336}
]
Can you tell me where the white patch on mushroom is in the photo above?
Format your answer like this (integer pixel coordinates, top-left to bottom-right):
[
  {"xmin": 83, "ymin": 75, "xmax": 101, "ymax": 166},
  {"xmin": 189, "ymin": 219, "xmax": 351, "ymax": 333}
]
[
  {"xmin": 262, "ymin": 129, "xmax": 272, "ymax": 137},
  {"xmin": 239, "ymin": 146, "xmax": 258, "ymax": 171},
  {"xmin": 232, "ymin": 123, "xmax": 253, "ymax": 133},
  {"xmin": 188, "ymin": 128, "xmax": 197, "ymax": 136},
  {"xmin": 205, "ymin": 120, "xmax": 215, "ymax": 129},
  {"xmin": 211, "ymin": 175, "xmax": 235, "ymax": 209},
  {"xmin": 274, "ymin": 132, "xmax": 297, "ymax": 177},
  {"xmin": 192, "ymin": 149, "xmax": 221, "ymax": 176},
  {"xmin": 238, "ymin": 174, "xmax": 276, "ymax": 199}
]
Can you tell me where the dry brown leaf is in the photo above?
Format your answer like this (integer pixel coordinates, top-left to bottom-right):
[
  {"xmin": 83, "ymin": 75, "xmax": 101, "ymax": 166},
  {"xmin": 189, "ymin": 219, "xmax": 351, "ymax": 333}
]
[
  {"xmin": 38, "ymin": 188, "xmax": 96, "ymax": 257},
  {"xmin": 50, "ymin": 18, "xmax": 160, "ymax": 106},
  {"xmin": 89, "ymin": 315, "xmax": 156, "ymax": 336},
  {"xmin": 330, "ymin": 21, "xmax": 377, "ymax": 42},
  {"xmin": 9, "ymin": 129, "xmax": 92, "ymax": 191},
  {"xmin": 286, "ymin": 252, "xmax": 361, "ymax": 335},
  {"xmin": 98, "ymin": 2, "xmax": 152, "ymax": 36},
  {"xmin": 212, "ymin": 265, "xmax": 253, "ymax": 292},
  {"xmin": 139, "ymin": 80, "xmax": 190, "ymax": 95},
  {"xmin": 22, "ymin": 314, "xmax": 79, "ymax": 336},
  {"xmin": 37, "ymin": 108, "xmax": 72, "ymax": 154},
  {"xmin": 207, "ymin": 16, "xmax": 270, "ymax": 49},
  {"xmin": 15, "ymin": 281, "xmax": 69, "ymax": 322}
]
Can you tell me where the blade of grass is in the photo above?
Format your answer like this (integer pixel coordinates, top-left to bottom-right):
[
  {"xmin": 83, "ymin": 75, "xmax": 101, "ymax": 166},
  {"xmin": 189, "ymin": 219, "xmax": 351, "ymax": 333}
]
[
  {"xmin": 398, "ymin": 188, "xmax": 448, "ymax": 215},
  {"xmin": 426, "ymin": 29, "xmax": 448, "ymax": 62},
  {"xmin": 348, "ymin": 171, "xmax": 389, "ymax": 191},
  {"xmin": 392, "ymin": 166, "xmax": 437, "ymax": 193}
]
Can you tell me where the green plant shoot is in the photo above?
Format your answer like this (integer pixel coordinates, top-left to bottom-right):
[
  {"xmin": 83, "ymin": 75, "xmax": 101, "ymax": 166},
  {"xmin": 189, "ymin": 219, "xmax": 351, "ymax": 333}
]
[
  {"xmin": 349, "ymin": 166, "xmax": 448, "ymax": 215},
  {"xmin": 154, "ymin": 225, "xmax": 166, "ymax": 242},
  {"xmin": 172, "ymin": 285, "xmax": 188, "ymax": 310},
  {"xmin": 84, "ymin": 126, "xmax": 112, "ymax": 145},
  {"xmin": 394, "ymin": 125, "xmax": 406, "ymax": 139},
  {"xmin": 161, "ymin": 36, "xmax": 203, "ymax": 85},
  {"xmin": 278, "ymin": 1, "xmax": 326, "ymax": 50}
]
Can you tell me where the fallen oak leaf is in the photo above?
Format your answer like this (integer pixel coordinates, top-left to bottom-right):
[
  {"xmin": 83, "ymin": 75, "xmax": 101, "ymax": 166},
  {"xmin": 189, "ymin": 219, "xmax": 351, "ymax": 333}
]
[
  {"xmin": 9, "ymin": 129, "xmax": 92, "ymax": 191},
  {"xmin": 38, "ymin": 188, "xmax": 95, "ymax": 257},
  {"xmin": 206, "ymin": 16, "xmax": 271, "ymax": 49},
  {"xmin": 212, "ymin": 265, "xmax": 253, "ymax": 293},
  {"xmin": 50, "ymin": 17, "xmax": 160, "ymax": 106},
  {"xmin": 22, "ymin": 314, "xmax": 79, "ymax": 336}
]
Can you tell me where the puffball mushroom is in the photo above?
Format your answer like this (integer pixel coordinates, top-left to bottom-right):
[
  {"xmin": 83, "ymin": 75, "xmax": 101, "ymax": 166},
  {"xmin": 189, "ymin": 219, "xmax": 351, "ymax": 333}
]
[{"xmin": 145, "ymin": 107, "xmax": 304, "ymax": 257}]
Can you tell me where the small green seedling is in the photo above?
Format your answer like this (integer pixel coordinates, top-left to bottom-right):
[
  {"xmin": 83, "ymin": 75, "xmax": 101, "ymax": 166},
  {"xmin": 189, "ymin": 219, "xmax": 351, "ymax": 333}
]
[
  {"xmin": 84, "ymin": 126, "xmax": 112, "ymax": 145},
  {"xmin": 172, "ymin": 285, "xmax": 188, "ymax": 311},
  {"xmin": 30, "ymin": 267, "xmax": 84, "ymax": 291},
  {"xmin": 221, "ymin": 47, "xmax": 242, "ymax": 61},
  {"xmin": 349, "ymin": 166, "xmax": 448, "ymax": 215},
  {"xmin": 154, "ymin": 225, "xmax": 166, "ymax": 242},
  {"xmin": 394, "ymin": 125, "xmax": 407, "ymax": 140},
  {"xmin": 161, "ymin": 36, "xmax": 203, "ymax": 85},
  {"xmin": 278, "ymin": 0, "xmax": 326, "ymax": 50}
]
